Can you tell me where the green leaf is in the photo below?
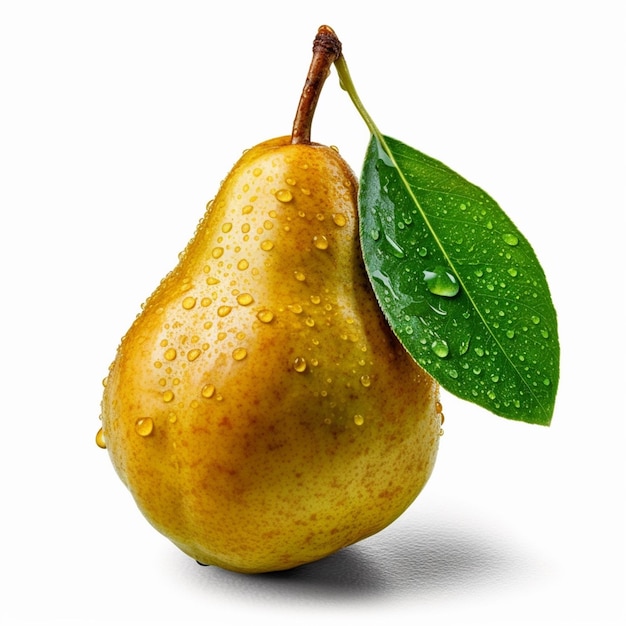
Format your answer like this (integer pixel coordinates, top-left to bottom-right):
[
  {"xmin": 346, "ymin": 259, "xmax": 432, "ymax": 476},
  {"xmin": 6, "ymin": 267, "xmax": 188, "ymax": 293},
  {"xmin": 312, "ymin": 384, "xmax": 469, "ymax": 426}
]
[{"xmin": 359, "ymin": 135, "xmax": 559, "ymax": 425}]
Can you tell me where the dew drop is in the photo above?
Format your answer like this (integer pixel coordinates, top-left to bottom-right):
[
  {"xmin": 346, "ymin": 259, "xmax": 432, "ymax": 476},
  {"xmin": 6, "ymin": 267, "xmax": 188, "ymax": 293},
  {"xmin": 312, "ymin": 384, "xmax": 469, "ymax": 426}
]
[
  {"xmin": 305, "ymin": 317, "xmax": 315, "ymax": 327},
  {"xmin": 502, "ymin": 233, "xmax": 519, "ymax": 246},
  {"xmin": 423, "ymin": 266, "xmax": 460, "ymax": 297},
  {"xmin": 431, "ymin": 339, "xmax": 449, "ymax": 358},
  {"xmin": 531, "ymin": 315, "xmax": 540, "ymax": 324},
  {"xmin": 293, "ymin": 356, "xmax": 307, "ymax": 373},
  {"xmin": 383, "ymin": 233, "xmax": 405, "ymax": 258},
  {"xmin": 237, "ymin": 259, "xmax": 249, "ymax": 271},
  {"xmin": 217, "ymin": 305, "xmax": 232, "ymax": 317},
  {"xmin": 285, "ymin": 177, "xmax": 296, "ymax": 186},
  {"xmin": 242, "ymin": 205, "xmax": 253, "ymax": 215},
  {"xmin": 95, "ymin": 428, "xmax": 106, "ymax": 449},
  {"xmin": 506, "ymin": 329, "xmax": 516, "ymax": 339},
  {"xmin": 162, "ymin": 390, "xmax": 174, "ymax": 403},
  {"xmin": 182, "ymin": 296, "xmax": 197, "ymax": 310},
  {"xmin": 236, "ymin": 293, "xmax": 254, "ymax": 306},
  {"xmin": 310, "ymin": 295, "xmax": 321, "ymax": 304},
  {"xmin": 164, "ymin": 348, "xmax": 177, "ymax": 361},
  {"xmin": 187, "ymin": 349, "xmax": 201, "ymax": 362},
  {"xmin": 260, "ymin": 240, "xmax": 274, "ymax": 251},
  {"xmin": 353, "ymin": 414, "xmax": 364, "ymax": 426},
  {"xmin": 135, "ymin": 417, "xmax": 154, "ymax": 437},
  {"xmin": 201, "ymin": 384, "xmax": 215, "ymax": 398},
  {"xmin": 313, "ymin": 235, "xmax": 329, "ymax": 250},
  {"xmin": 275, "ymin": 189, "xmax": 293, "ymax": 203},
  {"xmin": 332, "ymin": 213, "xmax": 347, "ymax": 227},
  {"xmin": 232, "ymin": 347, "xmax": 247, "ymax": 361},
  {"xmin": 252, "ymin": 167, "xmax": 263, "ymax": 176},
  {"xmin": 257, "ymin": 309, "xmax": 274, "ymax": 323},
  {"xmin": 206, "ymin": 276, "xmax": 220, "ymax": 285},
  {"xmin": 447, "ymin": 369, "xmax": 459, "ymax": 379},
  {"xmin": 221, "ymin": 222, "xmax": 233, "ymax": 233},
  {"xmin": 360, "ymin": 374, "xmax": 371, "ymax": 387},
  {"xmin": 508, "ymin": 267, "xmax": 518, "ymax": 277},
  {"xmin": 212, "ymin": 247, "xmax": 224, "ymax": 259},
  {"xmin": 293, "ymin": 270, "xmax": 306, "ymax": 282}
]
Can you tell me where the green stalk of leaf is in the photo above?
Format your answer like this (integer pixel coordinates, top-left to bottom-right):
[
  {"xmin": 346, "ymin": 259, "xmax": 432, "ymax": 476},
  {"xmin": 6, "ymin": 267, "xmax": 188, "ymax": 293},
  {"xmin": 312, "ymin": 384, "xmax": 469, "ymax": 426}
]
[{"xmin": 335, "ymin": 57, "xmax": 559, "ymax": 425}]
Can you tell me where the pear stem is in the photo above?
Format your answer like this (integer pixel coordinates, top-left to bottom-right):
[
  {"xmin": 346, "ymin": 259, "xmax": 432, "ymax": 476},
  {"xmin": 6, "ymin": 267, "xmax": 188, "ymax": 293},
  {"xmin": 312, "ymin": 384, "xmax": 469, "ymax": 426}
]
[{"xmin": 291, "ymin": 25, "xmax": 342, "ymax": 144}]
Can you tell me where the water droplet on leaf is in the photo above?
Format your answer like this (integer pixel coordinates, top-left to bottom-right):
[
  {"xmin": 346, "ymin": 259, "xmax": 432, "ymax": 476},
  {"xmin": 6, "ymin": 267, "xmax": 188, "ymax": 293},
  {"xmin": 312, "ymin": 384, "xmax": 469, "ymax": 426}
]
[
  {"xmin": 431, "ymin": 339, "xmax": 449, "ymax": 358},
  {"xmin": 423, "ymin": 266, "xmax": 460, "ymax": 297}
]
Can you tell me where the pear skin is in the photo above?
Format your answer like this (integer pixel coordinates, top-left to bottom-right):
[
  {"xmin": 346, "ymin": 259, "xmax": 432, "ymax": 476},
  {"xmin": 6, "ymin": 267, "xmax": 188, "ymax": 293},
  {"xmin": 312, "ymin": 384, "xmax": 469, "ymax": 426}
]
[{"xmin": 100, "ymin": 136, "xmax": 441, "ymax": 573}]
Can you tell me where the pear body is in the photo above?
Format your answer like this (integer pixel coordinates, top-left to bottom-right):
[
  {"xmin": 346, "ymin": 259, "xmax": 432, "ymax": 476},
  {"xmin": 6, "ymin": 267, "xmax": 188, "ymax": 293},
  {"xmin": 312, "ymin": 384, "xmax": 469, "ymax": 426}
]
[{"xmin": 101, "ymin": 136, "xmax": 441, "ymax": 573}]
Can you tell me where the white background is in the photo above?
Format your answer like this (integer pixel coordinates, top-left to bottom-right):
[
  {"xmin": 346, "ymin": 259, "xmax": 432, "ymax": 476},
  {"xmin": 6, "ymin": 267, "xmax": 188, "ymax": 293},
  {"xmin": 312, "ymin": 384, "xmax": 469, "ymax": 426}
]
[{"xmin": 1, "ymin": 1, "xmax": 624, "ymax": 625}]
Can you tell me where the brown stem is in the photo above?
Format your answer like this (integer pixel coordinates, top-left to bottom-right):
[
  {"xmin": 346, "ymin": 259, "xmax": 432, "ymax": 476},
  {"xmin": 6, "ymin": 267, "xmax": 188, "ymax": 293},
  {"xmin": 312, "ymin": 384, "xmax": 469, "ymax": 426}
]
[{"xmin": 291, "ymin": 25, "xmax": 342, "ymax": 144}]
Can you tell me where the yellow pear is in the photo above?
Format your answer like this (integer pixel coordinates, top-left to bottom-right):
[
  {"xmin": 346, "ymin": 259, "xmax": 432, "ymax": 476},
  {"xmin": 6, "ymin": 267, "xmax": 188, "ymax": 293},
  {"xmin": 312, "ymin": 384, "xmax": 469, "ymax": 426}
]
[{"xmin": 98, "ymin": 26, "xmax": 442, "ymax": 574}]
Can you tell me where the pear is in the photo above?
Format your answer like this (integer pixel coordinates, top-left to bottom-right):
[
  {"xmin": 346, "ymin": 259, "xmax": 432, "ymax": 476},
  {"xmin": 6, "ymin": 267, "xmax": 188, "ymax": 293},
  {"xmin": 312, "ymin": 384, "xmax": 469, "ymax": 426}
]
[{"xmin": 99, "ymin": 26, "xmax": 442, "ymax": 574}]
